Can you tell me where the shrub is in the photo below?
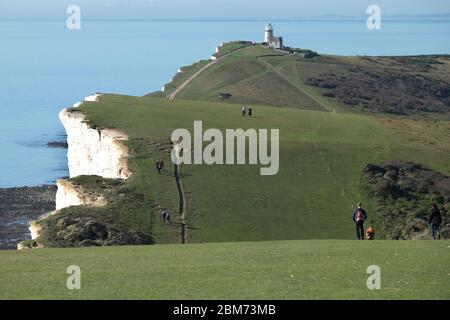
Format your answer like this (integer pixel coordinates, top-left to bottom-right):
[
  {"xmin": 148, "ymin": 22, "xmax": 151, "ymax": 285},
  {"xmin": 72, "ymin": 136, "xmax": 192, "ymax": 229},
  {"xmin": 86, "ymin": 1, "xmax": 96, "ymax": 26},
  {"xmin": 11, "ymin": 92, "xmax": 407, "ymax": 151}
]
[{"xmin": 362, "ymin": 161, "xmax": 450, "ymax": 239}]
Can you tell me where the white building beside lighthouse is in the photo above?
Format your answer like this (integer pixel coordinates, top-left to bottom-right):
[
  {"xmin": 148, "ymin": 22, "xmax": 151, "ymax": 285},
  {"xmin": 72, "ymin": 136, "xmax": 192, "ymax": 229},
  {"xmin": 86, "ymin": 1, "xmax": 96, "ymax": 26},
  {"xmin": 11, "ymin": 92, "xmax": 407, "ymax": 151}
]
[{"xmin": 264, "ymin": 23, "xmax": 283, "ymax": 49}]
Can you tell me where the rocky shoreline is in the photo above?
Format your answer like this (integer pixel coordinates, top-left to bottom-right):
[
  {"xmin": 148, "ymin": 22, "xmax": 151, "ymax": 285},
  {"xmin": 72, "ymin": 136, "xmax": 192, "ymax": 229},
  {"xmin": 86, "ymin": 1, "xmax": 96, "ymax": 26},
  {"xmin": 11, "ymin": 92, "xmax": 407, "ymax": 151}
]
[{"xmin": 0, "ymin": 185, "xmax": 56, "ymax": 250}]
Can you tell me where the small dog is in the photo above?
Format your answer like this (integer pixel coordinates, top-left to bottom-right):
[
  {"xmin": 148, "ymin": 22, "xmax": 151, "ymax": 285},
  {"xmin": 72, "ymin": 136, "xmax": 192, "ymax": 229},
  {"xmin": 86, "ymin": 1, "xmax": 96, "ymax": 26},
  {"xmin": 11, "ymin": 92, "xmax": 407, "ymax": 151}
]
[{"xmin": 366, "ymin": 226, "xmax": 376, "ymax": 240}]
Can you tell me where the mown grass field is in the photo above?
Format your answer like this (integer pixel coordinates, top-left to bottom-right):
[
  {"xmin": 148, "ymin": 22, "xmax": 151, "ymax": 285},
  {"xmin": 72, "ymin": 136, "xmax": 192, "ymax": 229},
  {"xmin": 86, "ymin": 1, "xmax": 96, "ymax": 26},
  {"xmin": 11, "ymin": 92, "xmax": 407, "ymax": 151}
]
[
  {"xmin": 74, "ymin": 95, "xmax": 450, "ymax": 245},
  {"xmin": 0, "ymin": 240, "xmax": 448, "ymax": 299}
]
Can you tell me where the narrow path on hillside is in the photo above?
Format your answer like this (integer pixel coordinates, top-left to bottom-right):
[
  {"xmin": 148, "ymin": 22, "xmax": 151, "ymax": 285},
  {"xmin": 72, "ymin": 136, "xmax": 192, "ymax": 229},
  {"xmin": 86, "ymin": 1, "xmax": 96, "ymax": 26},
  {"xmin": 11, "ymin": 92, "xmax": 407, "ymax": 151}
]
[
  {"xmin": 257, "ymin": 56, "xmax": 332, "ymax": 112},
  {"xmin": 169, "ymin": 61, "xmax": 216, "ymax": 100},
  {"xmin": 169, "ymin": 46, "xmax": 248, "ymax": 100},
  {"xmin": 173, "ymin": 163, "xmax": 188, "ymax": 243}
]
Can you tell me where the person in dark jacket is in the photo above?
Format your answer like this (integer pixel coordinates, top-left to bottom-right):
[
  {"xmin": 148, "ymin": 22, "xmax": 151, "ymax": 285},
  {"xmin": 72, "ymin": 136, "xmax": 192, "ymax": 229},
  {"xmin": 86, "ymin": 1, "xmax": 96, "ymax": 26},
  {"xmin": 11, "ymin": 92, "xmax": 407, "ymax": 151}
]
[
  {"xmin": 155, "ymin": 159, "xmax": 164, "ymax": 174},
  {"xmin": 352, "ymin": 202, "xmax": 367, "ymax": 240},
  {"xmin": 428, "ymin": 203, "xmax": 442, "ymax": 240},
  {"xmin": 165, "ymin": 212, "xmax": 171, "ymax": 224},
  {"xmin": 155, "ymin": 160, "xmax": 161, "ymax": 174}
]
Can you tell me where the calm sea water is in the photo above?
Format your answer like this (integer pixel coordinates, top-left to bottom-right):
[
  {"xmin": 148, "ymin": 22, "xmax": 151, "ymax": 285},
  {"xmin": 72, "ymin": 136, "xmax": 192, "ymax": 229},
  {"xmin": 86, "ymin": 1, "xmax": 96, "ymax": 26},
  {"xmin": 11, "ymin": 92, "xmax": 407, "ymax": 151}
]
[{"xmin": 0, "ymin": 19, "xmax": 449, "ymax": 187}]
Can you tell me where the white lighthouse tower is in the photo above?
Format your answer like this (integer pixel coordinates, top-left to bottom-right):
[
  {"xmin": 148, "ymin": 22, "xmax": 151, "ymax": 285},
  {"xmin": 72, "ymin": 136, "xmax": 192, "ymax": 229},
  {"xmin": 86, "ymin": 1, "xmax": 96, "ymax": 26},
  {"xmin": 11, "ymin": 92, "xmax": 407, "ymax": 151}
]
[
  {"xmin": 264, "ymin": 23, "xmax": 273, "ymax": 43},
  {"xmin": 264, "ymin": 23, "xmax": 283, "ymax": 49}
]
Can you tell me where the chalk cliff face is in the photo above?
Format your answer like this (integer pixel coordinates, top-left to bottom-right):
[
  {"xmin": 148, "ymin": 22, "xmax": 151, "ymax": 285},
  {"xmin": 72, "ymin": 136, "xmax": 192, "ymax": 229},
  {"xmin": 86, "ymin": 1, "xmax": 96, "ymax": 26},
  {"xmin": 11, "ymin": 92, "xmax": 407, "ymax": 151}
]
[
  {"xmin": 21, "ymin": 94, "xmax": 131, "ymax": 248},
  {"xmin": 29, "ymin": 221, "xmax": 43, "ymax": 241},
  {"xmin": 55, "ymin": 179, "xmax": 106, "ymax": 211},
  {"xmin": 25, "ymin": 178, "xmax": 107, "ymax": 245},
  {"xmin": 59, "ymin": 95, "xmax": 131, "ymax": 180}
]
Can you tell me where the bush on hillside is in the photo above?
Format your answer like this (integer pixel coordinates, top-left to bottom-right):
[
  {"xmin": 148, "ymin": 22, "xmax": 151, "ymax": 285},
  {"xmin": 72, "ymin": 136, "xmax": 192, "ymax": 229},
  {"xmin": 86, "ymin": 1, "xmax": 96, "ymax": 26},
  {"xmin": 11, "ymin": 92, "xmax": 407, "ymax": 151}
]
[
  {"xmin": 362, "ymin": 161, "xmax": 450, "ymax": 239},
  {"xmin": 305, "ymin": 56, "xmax": 450, "ymax": 115}
]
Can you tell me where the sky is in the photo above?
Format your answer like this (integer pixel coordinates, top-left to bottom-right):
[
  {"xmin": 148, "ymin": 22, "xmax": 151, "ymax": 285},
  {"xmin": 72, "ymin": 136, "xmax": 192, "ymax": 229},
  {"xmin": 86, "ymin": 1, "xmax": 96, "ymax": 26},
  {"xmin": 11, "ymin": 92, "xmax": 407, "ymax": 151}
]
[{"xmin": 0, "ymin": 0, "xmax": 449, "ymax": 20}]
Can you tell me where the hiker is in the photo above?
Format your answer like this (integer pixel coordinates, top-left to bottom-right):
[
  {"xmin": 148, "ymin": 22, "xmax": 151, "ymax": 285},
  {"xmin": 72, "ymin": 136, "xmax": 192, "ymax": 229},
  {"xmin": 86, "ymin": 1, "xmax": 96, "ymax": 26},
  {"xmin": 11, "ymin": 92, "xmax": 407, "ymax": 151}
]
[
  {"xmin": 428, "ymin": 203, "xmax": 442, "ymax": 240},
  {"xmin": 242, "ymin": 106, "xmax": 246, "ymax": 116},
  {"xmin": 248, "ymin": 107, "xmax": 253, "ymax": 116},
  {"xmin": 165, "ymin": 212, "xmax": 171, "ymax": 224},
  {"xmin": 156, "ymin": 159, "xmax": 164, "ymax": 174},
  {"xmin": 352, "ymin": 202, "xmax": 367, "ymax": 240}
]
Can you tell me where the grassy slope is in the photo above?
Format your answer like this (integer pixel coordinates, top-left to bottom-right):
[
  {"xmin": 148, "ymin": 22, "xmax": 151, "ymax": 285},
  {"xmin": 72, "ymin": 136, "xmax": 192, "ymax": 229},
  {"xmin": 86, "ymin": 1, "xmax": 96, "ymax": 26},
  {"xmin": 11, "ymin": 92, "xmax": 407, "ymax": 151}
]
[
  {"xmin": 5, "ymin": 46, "xmax": 450, "ymax": 300},
  {"xmin": 175, "ymin": 46, "xmax": 325, "ymax": 111},
  {"xmin": 148, "ymin": 41, "xmax": 252, "ymax": 98},
  {"xmin": 212, "ymin": 41, "xmax": 251, "ymax": 58},
  {"xmin": 150, "ymin": 59, "xmax": 211, "ymax": 98},
  {"xmin": 163, "ymin": 46, "xmax": 450, "ymax": 118},
  {"xmin": 1, "ymin": 240, "xmax": 448, "ymax": 299},
  {"xmin": 75, "ymin": 95, "xmax": 450, "ymax": 245}
]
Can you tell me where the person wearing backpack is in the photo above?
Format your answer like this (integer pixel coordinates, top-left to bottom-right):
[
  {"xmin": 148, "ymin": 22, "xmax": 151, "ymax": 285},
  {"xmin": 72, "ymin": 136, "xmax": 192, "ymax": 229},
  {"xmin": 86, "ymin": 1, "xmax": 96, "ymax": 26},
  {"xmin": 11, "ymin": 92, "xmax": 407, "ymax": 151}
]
[
  {"xmin": 428, "ymin": 203, "xmax": 442, "ymax": 240},
  {"xmin": 352, "ymin": 202, "xmax": 367, "ymax": 240}
]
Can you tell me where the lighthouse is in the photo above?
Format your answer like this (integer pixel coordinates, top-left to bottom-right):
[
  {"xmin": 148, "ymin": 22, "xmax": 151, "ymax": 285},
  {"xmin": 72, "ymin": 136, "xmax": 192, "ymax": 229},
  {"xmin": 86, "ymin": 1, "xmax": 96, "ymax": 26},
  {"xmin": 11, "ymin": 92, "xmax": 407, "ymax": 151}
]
[
  {"xmin": 264, "ymin": 23, "xmax": 274, "ymax": 43},
  {"xmin": 264, "ymin": 23, "xmax": 283, "ymax": 50}
]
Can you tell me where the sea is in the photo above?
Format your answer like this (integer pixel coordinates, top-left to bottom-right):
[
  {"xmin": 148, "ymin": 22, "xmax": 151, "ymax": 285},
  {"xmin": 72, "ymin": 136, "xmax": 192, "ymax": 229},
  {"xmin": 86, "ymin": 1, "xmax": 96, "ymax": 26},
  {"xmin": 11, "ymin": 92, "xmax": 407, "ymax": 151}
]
[{"xmin": 1, "ymin": 18, "xmax": 450, "ymax": 187}]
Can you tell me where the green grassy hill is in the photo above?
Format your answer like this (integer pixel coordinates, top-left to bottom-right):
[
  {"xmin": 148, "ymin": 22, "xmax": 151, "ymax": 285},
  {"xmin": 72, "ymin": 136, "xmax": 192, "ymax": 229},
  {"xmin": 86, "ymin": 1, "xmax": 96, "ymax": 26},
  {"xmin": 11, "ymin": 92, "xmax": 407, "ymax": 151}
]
[
  {"xmin": 1, "ymin": 240, "xmax": 448, "ymax": 299},
  {"xmin": 35, "ymin": 94, "xmax": 448, "ymax": 246},
  {"xmin": 6, "ymin": 42, "xmax": 450, "ymax": 300},
  {"xmin": 151, "ymin": 43, "xmax": 450, "ymax": 118}
]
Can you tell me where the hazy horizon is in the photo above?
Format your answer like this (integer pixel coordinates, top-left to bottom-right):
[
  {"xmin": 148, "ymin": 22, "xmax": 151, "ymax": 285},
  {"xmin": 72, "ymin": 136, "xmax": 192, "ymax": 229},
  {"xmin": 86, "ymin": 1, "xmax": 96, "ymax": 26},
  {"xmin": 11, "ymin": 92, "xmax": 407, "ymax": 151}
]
[
  {"xmin": 1, "ymin": 14, "xmax": 450, "ymax": 21},
  {"xmin": 1, "ymin": 0, "xmax": 449, "ymax": 20}
]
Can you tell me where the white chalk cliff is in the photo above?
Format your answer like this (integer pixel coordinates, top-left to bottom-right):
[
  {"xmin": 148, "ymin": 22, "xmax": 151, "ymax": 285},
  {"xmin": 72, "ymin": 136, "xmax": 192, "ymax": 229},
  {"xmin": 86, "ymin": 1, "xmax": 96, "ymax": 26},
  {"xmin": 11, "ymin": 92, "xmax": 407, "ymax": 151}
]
[
  {"xmin": 60, "ymin": 94, "xmax": 131, "ymax": 180},
  {"xmin": 21, "ymin": 94, "xmax": 131, "ymax": 248},
  {"xmin": 55, "ymin": 179, "xmax": 106, "ymax": 210}
]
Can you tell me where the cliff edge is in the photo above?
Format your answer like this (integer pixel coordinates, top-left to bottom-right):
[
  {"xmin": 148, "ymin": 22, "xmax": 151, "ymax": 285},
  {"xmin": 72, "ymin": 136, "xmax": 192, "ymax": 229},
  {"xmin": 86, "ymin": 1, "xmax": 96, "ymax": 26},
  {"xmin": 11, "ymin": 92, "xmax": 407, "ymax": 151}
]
[
  {"xmin": 60, "ymin": 94, "xmax": 131, "ymax": 180},
  {"xmin": 19, "ymin": 94, "xmax": 150, "ymax": 249}
]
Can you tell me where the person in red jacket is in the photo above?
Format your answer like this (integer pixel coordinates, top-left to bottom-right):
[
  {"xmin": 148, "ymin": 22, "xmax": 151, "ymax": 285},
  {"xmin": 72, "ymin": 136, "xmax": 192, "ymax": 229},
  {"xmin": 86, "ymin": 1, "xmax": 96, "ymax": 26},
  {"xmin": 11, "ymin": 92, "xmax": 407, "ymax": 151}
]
[{"xmin": 352, "ymin": 202, "xmax": 367, "ymax": 240}]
